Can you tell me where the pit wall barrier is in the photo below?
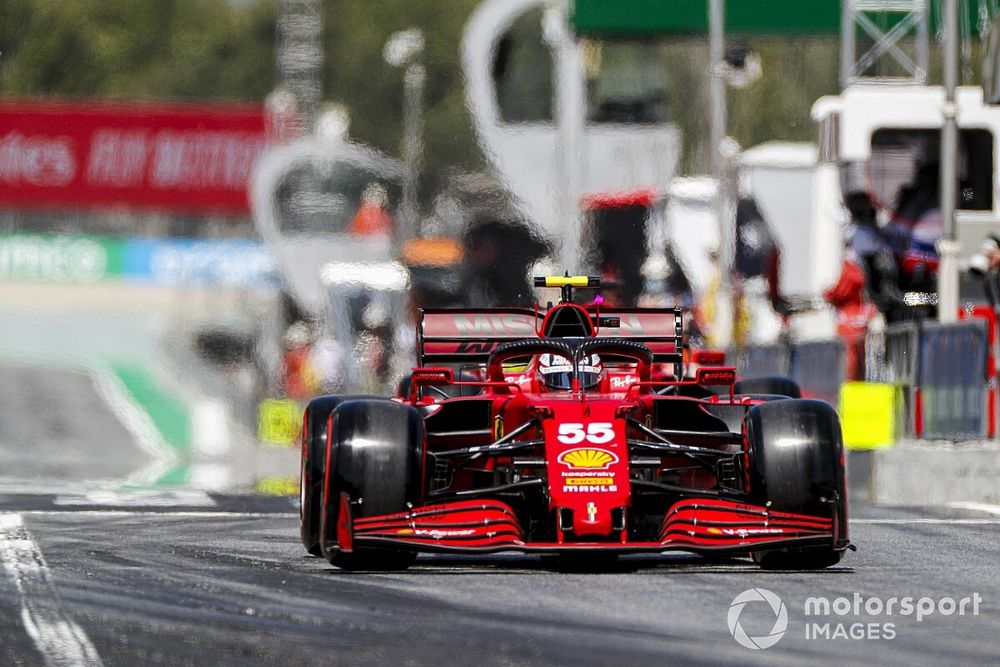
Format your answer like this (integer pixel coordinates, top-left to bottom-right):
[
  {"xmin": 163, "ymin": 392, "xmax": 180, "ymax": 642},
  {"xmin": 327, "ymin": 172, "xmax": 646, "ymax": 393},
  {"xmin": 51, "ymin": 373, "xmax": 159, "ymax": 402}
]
[
  {"xmin": 730, "ymin": 339, "xmax": 845, "ymax": 408},
  {"xmin": 865, "ymin": 319, "xmax": 992, "ymax": 441},
  {"xmin": 734, "ymin": 318, "xmax": 993, "ymax": 444}
]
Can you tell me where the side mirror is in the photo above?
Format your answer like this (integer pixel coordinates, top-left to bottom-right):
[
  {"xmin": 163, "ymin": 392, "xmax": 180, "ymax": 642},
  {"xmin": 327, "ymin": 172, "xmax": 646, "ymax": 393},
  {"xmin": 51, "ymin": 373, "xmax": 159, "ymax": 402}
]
[
  {"xmin": 411, "ymin": 367, "xmax": 455, "ymax": 386},
  {"xmin": 696, "ymin": 367, "xmax": 737, "ymax": 386},
  {"xmin": 692, "ymin": 349, "xmax": 726, "ymax": 366}
]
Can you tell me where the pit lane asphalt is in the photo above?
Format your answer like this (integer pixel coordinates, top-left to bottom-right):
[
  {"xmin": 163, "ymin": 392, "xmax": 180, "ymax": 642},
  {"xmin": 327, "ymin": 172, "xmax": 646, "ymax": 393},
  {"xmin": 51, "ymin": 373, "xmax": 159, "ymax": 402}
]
[
  {"xmin": 1, "ymin": 356, "xmax": 997, "ymax": 665},
  {"xmin": 0, "ymin": 496, "xmax": 997, "ymax": 666}
]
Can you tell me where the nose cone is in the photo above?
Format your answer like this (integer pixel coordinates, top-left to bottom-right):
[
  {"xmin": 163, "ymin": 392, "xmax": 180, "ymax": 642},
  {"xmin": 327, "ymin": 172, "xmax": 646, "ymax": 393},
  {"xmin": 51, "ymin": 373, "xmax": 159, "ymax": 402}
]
[
  {"xmin": 572, "ymin": 501, "xmax": 614, "ymax": 538},
  {"xmin": 543, "ymin": 400, "xmax": 631, "ymax": 540}
]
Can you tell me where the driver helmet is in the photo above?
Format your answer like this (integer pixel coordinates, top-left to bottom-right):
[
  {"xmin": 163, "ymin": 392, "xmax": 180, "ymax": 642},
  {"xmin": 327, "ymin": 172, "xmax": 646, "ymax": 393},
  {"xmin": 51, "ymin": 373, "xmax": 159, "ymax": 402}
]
[{"xmin": 537, "ymin": 353, "xmax": 604, "ymax": 391}]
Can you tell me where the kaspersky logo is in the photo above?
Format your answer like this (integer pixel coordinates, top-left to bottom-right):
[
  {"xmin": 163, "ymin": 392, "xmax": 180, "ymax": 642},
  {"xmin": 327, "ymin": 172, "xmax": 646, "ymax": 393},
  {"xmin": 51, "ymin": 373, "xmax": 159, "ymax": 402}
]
[
  {"xmin": 557, "ymin": 448, "xmax": 619, "ymax": 470},
  {"xmin": 728, "ymin": 588, "xmax": 788, "ymax": 650}
]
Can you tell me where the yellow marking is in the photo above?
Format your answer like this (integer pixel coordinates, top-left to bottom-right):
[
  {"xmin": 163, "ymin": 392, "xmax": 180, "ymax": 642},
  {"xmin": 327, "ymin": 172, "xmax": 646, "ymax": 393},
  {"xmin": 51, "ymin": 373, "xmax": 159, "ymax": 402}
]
[
  {"xmin": 543, "ymin": 276, "xmax": 592, "ymax": 288},
  {"xmin": 564, "ymin": 477, "xmax": 614, "ymax": 486},
  {"xmin": 256, "ymin": 476, "xmax": 298, "ymax": 496},
  {"xmin": 839, "ymin": 382, "xmax": 896, "ymax": 450},
  {"xmin": 257, "ymin": 399, "xmax": 301, "ymax": 446}
]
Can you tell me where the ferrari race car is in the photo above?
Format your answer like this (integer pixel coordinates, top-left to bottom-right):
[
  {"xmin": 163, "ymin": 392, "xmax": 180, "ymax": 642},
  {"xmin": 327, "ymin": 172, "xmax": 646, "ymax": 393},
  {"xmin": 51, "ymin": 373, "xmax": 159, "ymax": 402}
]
[{"xmin": 299, "ymin": 276, "xmax": 850, "ymax": 570}]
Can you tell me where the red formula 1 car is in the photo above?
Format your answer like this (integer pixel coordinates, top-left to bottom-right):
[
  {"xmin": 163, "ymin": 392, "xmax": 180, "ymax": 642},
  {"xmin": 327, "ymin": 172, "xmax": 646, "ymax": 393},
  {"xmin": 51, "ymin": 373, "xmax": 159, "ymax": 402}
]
[{"xmin": 299, "ymin": 276, "xmax": 850, "ymax": 570}]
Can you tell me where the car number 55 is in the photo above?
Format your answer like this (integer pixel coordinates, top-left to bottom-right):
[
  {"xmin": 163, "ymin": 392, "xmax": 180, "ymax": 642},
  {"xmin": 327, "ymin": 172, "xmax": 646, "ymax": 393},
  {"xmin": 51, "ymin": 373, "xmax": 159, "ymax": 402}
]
[{"xmin": 557, "ymin": 422, "xmax": 616, "ymax": 445}]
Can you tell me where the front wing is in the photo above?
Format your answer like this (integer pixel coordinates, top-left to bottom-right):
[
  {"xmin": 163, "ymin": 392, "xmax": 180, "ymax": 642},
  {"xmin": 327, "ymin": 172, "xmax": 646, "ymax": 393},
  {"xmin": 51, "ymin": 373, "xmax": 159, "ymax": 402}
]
[{"xmin": 336, "ymin": 497, "xmax": 842, "ymax": 556}]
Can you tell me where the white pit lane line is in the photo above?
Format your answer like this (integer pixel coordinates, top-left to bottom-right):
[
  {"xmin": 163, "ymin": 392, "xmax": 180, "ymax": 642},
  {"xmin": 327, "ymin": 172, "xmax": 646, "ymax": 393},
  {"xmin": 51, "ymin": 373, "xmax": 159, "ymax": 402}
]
[
  {"xmin": 0, "ymin": 513, "xmax": 104, "ymax": 667},
  {"xmin": 853, "ymin": 519, "xmax": 1000, "ymax": 524},
  {"xmin": 946, "ymin": 502, "xmax": 1000, "ymax": 516}
]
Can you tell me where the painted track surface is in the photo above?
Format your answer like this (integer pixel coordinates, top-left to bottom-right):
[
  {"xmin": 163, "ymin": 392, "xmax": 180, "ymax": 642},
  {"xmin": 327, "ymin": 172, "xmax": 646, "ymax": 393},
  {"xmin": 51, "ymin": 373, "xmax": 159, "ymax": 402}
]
[
  {"xmin": 0, "ymin": 363, "xmax": 153, "ymax": 484},
  {"xmin": 0, "ymin": 497, "xmax": 997, "ymax": 666}
]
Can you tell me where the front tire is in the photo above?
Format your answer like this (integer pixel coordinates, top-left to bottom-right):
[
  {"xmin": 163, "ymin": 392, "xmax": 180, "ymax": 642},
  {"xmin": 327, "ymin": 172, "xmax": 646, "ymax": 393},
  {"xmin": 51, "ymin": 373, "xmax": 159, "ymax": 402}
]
[
  {"xmin": 319, "ymin": 400, "xmax": 424, "ymax": 571},
  {"xmin": 744, "ymin": 399, "xmax": 847, "ymax": 570},
  {"xmin": 300, "ymin": 395, "xmax": 380, "ymax": 556}
]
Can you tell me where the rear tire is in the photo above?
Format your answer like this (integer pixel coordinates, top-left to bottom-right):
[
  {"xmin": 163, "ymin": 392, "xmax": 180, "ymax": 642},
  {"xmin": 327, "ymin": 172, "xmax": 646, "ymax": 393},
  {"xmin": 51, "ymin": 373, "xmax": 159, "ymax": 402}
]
[
  {"xmin": 300, "ymin": 395, "xmax": 380, "ymax": 556},
  {"xmin": 744, "ymin": 399, "xmax": 847, "ymax": 570},
  {"xmin": 734, "ymin": 376, "xmax": 801, "ymax": 398},
  {"xmin": 319, "ymin": 400, "xmax": 424, "ymax": 571}
]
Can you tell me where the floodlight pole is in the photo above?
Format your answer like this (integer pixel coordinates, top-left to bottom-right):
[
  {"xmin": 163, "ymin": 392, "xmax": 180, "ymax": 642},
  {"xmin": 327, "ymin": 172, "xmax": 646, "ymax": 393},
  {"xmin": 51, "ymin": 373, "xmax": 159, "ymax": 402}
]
[
  {"xmin": 937, "ymin": 0, "xmax": 960, "ymax": 323},
  {"xmin": 709, "ymin": 0, "xmax": 732, "ymax": 346},
  {"xmin": 401, "ymin": 62, "xmax": 425, "ymax": 243},
  {"xmin": 384, "ymin": 28, "xmax": 426, "ymax": 244},
  {"xmin": 276, "ymin": 0, "xmax": 323, "ymax": 134},
  {"xmin": 938, "ymin": 0, "xmax": 960, "ymax": 323}
]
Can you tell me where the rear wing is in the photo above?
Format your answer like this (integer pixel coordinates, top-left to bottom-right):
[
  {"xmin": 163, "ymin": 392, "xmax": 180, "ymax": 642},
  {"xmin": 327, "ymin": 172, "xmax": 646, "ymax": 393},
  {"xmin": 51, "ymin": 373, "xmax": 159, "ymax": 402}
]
[{"xmin": 418, "ymin": 307, "xmax": 683, "ymax": 365}]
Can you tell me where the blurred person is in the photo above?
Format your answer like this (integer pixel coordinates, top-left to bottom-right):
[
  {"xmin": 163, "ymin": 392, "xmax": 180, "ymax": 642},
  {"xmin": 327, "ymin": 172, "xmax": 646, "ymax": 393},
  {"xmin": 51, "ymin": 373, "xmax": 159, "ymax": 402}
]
[
  {"xmin": 844, "ymin": 191, "xmax": 906, "ymax": 323},
  {"xmin": 885, "ymin": 164, "xmax": 941, "ymax": 310},
  {"xmin": 585, "ymin": 200, "xmax": 649, "ymax": 307},
  {"xmin": 462, "ymin": 217, "xmax": 549, "ymax": 307},
  {"xmin": 281, "ymin": 321, "xmax": 317, "ymax": 401},
  {"xmin": 347, "ymin": 182, "xmax": 393, "ymax": 236},
  {"xmin": 734, "ymin": 197, "xmax": 791, "ymax": 319},
  {"xmin": 661, "ymin": 245, "xmax": 695, "ymax": 311},
  {"xmin": 359, "ymin": 297, "xmax": 395, "ymax": 385},
  {"xmin": 968, "ymin": 233, "xmax": 1000, "ymax": 317},
  {"xmin": 824, "ymin": 226, "xmax": 879, "ymax": 381},
  {"xmin": 712, "ymin": 197, "xmax": 788, "ymax": 347},
  {"xmin": 308, "ymin": 332, "xmax": 346, "ymax": 394},
  {"xmin": 693, "ymin": 245, "xmax": 724, "ymax": 347}
]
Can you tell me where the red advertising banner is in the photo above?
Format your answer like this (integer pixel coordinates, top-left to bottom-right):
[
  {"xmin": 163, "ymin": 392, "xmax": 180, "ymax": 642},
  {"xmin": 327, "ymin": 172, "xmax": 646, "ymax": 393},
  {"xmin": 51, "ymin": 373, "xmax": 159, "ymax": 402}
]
[{"xmin": 0, "ymin": 99, "xmax": 267, "ymax": 215}]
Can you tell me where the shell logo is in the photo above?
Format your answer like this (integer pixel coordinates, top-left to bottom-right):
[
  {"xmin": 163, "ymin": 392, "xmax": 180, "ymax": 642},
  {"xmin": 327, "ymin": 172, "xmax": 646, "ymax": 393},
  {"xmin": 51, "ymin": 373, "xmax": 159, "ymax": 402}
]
[{"xmin": 558, "ymin": 448, "xmax": 619, "ymax": 470}]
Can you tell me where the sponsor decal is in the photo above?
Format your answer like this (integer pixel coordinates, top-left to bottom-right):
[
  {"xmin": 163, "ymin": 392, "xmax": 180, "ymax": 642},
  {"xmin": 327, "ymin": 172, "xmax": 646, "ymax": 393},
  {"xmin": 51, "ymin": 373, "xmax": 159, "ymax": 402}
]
[
  {"xmin": 452, "ymin": 314, "xmax": 536, "ymax": 336},
  {"xmin": 564, "ymin": 477, "xmax": 614, "ymax": 486},
  {"xmin": 0, "ymin": 132, "xmax": 75, "ymax": 186},
  {"xmin": 722, "ymin": 527, "xmax": 784, "ymax": 537},
  {"xmin": 561, "ymin": 470, "xmax": 614, "ymax": 478},
  {"xmin": 0, "ymin": 101, "xmax": 266, "ymax": 214},
  {"xmin": 610, "ymin": 376, "xmax": 633, "ymax": 389},
  {"xmin": 586, "ymin": 502, "xmax": 598, "ymax": 522},
  {"xmin": 456, "ymin": 341, "xmax": 496, "ymax": 354},
  {"xmin": 493, "ymin": 414, "xmax": 504, "ymax": 440},
  {"xmin": 562, "ymin": 484, "xmax": 619, "ymax": 493},
  {"xmin": 558, "ymin": 447, "xmax": 619, "ymax": 470},
  {"xmin": 397, "ymin": 528, "xmax": 476, "ymax": 538},
  {"xmin": 0, "ymin": 234, "xmax": 109, "ymax": 282}
]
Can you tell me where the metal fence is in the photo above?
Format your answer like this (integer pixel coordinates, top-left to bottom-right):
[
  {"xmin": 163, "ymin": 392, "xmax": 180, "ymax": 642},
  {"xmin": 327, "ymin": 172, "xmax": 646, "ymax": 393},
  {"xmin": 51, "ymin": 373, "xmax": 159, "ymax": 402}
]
[
  {"xmin": 866, "ymin": 322, "xmax": 920, "ymax": 439},
  {"xmin": 731, "ymin": 339, "xmax": 844, "ymax": 407},
  {"xmin": 791, "ymin": 340, "xmax": 845, "ymax": 407},
  {"xmin": 731, "ymin": 343, "xmax": 789, "ymax": 378},
  {"xmin": 866, "ymin": 319, "xmax": 990, "ymax": 440},
  {"xmin": 919, "ymin": 321, "xmax": 989, "ymax": 439},
  {"xmin": 734, "ymin": 319, "xmax": 992, "ymax": 440}
]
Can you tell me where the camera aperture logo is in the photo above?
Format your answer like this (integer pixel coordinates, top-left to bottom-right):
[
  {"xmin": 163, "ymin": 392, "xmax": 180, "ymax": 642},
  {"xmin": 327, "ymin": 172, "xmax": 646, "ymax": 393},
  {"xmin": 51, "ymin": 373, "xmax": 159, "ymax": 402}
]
[
  {"xmin": 728, "ymin": 588, "xmax": 788, "ymax": 650},
  {"xmin": 727, "ymin": 590, "xmax": 983, "ymax": 649}
]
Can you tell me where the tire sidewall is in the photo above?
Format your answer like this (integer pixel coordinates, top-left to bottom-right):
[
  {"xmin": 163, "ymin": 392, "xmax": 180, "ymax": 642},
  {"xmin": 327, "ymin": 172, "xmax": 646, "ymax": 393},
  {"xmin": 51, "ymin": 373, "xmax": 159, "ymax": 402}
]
[
  {"xmin": 319, "ymin": 400, "xmax": 424, "ymax": 567},
  {"xmin": 745, "ymin": 399, "xmax": 844, "ymax": 516},
  {"xmin": 300, "ymin": 395, "xmax": 382, "ymax": 555}
]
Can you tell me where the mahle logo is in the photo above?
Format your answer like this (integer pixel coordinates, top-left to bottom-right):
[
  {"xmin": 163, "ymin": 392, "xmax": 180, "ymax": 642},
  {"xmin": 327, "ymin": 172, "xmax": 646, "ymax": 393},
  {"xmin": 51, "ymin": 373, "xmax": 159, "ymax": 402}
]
[{"xmin": 728, "ymin": 588, "xmax": 788, "ymax": 650}]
